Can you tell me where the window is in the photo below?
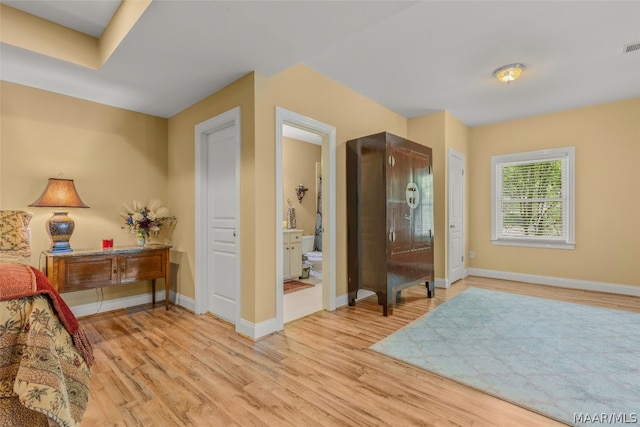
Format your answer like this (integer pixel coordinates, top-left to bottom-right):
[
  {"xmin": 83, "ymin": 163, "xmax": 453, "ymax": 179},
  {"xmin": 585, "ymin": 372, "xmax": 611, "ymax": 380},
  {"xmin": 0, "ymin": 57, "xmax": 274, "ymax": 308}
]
[{"xmin": 491, "ymin": 147, "xmax": 575, "ymax": 249}]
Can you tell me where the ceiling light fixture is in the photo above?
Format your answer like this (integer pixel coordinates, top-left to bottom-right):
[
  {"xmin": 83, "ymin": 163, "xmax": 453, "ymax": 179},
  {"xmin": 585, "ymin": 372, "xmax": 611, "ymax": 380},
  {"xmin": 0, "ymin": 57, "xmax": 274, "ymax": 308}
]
[{"xmin": 493, "ymin": 63, "xmax": 526, "ymax": 84}]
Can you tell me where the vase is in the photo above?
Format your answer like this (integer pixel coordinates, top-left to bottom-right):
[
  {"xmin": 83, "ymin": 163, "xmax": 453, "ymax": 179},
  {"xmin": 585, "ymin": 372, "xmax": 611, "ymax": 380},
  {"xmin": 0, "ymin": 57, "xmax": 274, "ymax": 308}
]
[
  {"xmin": 136, "ymin": 232, "xmax": 146, "ymax": 247},
  {"xmin": 287, "ymin": 206, "xmax": 296, "ymax": 229}
]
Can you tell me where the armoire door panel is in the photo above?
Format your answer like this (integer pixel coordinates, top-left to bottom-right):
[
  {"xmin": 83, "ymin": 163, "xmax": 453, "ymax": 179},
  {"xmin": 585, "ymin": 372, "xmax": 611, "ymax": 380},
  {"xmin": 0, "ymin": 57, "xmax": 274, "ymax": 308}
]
[
  {"xmin": 347, "ymin": 132, "xmax": 435, "ymax": 316},
  {"xmin": 388, "ymin": 146, "xmax": 415, "ymax": 255},
  {"xmin": 412, "ymin": 152, "xmax": 431, "ymax": 250}
]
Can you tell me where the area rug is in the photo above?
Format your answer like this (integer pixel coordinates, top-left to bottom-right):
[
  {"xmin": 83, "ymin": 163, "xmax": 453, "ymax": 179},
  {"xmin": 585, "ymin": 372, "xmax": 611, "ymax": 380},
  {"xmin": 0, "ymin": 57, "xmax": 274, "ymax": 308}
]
[
  {"xmin": 284, "ymin": 280, "xmax": 314, "ymax": 294},
  {"xmin": 370, "ymin": 287, "xmax": 640, "ymax": 426}
]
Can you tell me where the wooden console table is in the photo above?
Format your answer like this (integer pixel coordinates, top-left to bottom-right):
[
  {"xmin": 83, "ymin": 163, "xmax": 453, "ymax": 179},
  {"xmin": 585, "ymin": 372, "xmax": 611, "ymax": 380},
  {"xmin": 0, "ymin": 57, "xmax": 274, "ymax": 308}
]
[{"xmin": 44, "ymin": 245, "xmax": 172, "ymax": 310}]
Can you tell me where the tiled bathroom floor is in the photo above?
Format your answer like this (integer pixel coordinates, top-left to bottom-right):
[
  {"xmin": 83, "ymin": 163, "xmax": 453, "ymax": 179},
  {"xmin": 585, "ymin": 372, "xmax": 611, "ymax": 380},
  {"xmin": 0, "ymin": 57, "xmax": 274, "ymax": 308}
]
[{"xmin": 283, "ymin": 277, "xmax": 322, "ymax": 323}]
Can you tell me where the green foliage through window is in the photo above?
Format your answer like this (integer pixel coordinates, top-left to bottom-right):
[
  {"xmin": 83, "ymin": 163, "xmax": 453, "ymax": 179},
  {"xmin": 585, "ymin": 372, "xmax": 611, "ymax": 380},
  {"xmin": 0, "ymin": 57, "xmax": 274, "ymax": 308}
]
[
  {"xmin": 500, "ymin": 160, "xmax": 563, "ymax": 238},
  {"xmin": 492, "ymin": 147, "xmax": 574, "ymax": 248}
]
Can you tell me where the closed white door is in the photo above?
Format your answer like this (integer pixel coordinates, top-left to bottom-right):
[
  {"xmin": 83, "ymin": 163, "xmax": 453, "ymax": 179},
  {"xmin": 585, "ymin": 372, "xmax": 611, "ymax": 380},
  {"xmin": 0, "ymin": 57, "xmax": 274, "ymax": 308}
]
[
  {"xmin": 207, "ymin": 125, "xmax": 239, "ymax": 323},
  {"xmin": 448, "ymin": 149, "xmax": 464, "ymax": 284}
]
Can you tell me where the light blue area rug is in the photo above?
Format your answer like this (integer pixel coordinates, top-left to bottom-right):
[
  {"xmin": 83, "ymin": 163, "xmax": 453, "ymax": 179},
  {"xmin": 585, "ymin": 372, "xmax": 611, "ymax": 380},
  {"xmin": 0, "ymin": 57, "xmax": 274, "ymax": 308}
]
[{"xmin": 370, "ymin": 288, "xmax": 640, "ymax": 426}]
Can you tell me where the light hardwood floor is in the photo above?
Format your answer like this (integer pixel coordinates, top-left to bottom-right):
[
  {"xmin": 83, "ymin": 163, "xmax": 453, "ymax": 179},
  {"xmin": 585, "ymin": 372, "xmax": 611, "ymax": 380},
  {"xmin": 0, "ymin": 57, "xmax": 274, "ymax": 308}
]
[{"xmin": 79, "ymin": 277, "xmax": 640, "ymax": 426}]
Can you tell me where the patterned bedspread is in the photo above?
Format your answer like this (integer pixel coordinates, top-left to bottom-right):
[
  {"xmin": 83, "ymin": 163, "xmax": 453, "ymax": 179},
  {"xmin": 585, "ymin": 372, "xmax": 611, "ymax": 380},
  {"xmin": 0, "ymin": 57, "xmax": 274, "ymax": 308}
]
[{"xmin": 0, "ymin": 293, "xmax": 92, "ymax": 427}]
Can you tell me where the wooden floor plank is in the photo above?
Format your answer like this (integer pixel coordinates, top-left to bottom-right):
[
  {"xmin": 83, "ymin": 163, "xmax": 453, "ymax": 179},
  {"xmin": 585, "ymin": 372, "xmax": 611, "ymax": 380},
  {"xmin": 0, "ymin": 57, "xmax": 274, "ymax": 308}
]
[{"xmin": 79, "ymin": 276, "xmax": 640, "ymax": 426}]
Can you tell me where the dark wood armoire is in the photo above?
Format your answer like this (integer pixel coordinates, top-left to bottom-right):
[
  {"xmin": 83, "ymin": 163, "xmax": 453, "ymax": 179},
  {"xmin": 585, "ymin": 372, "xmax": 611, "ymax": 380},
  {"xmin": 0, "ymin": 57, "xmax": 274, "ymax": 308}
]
[{"xmin": 347, "ymin": 132, "xmax": 434, "ymax": 316}]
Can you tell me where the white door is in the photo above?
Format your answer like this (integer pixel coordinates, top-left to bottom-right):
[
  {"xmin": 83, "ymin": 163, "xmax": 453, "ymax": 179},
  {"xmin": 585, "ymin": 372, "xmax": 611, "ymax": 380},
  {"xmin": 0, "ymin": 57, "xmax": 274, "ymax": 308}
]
[
  {"xmin": 207, "ymin": 125, "xmax": 239, "ymax": 323},
  {"xmin": 448, "ymin": 148, "xmax": 464, "ymax": 284}
]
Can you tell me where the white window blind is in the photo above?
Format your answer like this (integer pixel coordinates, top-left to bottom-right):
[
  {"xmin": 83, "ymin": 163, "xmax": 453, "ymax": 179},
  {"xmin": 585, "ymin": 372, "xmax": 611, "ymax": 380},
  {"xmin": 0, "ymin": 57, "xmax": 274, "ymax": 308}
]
[{"xmin": 491, "ymin": 147, "xmax": 575, "ymax": 249}]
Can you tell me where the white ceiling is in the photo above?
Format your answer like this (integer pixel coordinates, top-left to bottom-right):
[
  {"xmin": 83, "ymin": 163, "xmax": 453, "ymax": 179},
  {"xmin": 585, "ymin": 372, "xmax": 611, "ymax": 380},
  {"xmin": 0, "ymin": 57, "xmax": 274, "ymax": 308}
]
[
  {"xmin": 2, "ymin": 0, "xmax": 121, "ymax": 37},
  {"xmin": 2, "ymin": 1, "xmax": 639, "ymax": 127}
]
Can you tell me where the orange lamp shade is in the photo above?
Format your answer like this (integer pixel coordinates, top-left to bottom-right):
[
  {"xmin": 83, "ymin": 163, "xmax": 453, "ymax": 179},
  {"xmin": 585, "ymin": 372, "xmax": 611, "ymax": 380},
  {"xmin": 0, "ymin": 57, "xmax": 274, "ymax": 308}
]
[{"xmin": 29, "ymin": 178, "xmax": 89, "ymax": 208}]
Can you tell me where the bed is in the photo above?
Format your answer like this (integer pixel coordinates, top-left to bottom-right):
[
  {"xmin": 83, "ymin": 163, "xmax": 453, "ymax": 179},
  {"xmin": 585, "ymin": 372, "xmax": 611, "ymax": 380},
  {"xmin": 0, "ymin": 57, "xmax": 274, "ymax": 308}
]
[{"xmin": 0, "ymin": 210, "xmax": 93, "ymax": 427}]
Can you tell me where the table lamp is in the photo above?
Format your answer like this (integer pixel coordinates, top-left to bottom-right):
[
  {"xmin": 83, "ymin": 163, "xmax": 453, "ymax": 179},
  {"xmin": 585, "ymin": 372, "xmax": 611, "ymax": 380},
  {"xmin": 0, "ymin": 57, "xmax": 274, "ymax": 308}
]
[{"xmin": 29, "ymin": 178, "xmax": 89, "ymax": 253}]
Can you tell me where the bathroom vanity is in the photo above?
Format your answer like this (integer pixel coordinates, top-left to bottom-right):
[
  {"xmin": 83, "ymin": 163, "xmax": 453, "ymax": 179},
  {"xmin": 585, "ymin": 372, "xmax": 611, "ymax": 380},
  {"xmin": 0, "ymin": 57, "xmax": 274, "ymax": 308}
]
[
  {"xmin": 283, "ymin": 229, "xmax": 302, "ymax": 280},
  {"xmin": 346, "ymin": 132, "xmax": 435, "ymax": 316}
]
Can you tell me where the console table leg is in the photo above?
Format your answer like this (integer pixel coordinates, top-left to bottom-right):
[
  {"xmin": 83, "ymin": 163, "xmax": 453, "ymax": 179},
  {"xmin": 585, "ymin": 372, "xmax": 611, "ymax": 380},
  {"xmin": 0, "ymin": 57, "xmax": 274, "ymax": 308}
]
[
  {"xmin": 165, "ymin": 259, "xmax": 171, "ymax": 310},
  {"xmin": 152, "ymin": 279, "xmax": 156, "ymax": 305},
  {"xmin": 165, "ymin": 278, "xmax": 170, "ymax": 310}
]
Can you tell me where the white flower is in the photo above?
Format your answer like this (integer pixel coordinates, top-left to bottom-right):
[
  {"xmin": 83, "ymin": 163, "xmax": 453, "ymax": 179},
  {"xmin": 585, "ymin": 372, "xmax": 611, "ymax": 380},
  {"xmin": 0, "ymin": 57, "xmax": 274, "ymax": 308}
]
[
  {"xmin": 148, "ymin": 199, "xmax": 163, "ymax": 212},
  {"xmin": 121, "ymin": 199, "xmax": 176, "ymax": 238},
  {"xmin": 122, "ymin": 203, "xmax": 134, "ymax": 214},
  {"xmin": 155, "ymin": 207, "xmax": 170, "ymax": 218}
]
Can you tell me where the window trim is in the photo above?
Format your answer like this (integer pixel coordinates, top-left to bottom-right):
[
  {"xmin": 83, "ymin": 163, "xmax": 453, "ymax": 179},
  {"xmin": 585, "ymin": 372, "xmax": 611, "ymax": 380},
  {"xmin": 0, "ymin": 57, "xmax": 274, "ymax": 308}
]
[{"xmin": 491, "ymin": 147, "xmax": 575, "ymax": 250}]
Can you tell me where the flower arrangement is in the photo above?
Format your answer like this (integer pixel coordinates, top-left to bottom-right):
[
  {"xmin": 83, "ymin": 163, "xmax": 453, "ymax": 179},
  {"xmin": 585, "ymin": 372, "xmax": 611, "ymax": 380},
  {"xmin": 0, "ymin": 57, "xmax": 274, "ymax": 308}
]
[{"xmin": 121, "ymin": 199, "xmax": 176, "ymax": 243}]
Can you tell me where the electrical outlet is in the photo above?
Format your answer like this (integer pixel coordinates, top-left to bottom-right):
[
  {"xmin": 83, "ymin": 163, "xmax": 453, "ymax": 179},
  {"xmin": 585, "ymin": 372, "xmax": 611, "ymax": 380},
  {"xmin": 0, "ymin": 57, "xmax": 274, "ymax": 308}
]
[{"xmin": 469, "ymin": 251, "xmax": 475, "ymax": 259}]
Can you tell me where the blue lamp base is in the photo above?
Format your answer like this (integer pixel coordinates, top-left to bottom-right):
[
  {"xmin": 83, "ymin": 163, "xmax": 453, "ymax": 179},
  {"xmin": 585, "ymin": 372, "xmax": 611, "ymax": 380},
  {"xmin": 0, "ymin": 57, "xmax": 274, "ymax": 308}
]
[{"xmin": 47, "ymin": 211, "xmax": 75, "ymax": 253}]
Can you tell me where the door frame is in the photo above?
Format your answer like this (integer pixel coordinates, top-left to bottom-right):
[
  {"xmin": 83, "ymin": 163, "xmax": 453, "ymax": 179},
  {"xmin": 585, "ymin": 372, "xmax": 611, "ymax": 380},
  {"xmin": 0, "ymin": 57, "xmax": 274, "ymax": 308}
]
[
  {"xmin": 275, "ymin": 107, "xmax": 336, "ymax": 330},
  {"xmin": 447, "ymin": 147, "xmax": 465, "ymax": 285},
  {"xmin": 194, "ymin": 107, "xmax": 241, "ymax": 323}
]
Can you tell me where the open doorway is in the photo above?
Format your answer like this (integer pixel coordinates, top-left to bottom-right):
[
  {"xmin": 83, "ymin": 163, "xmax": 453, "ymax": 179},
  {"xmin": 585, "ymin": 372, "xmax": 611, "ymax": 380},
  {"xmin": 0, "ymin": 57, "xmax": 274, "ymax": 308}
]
[
  {"xmin": 275, "ymin": 108, "xmax": 336, "ymax": 330},
  {"xmin": 281, "ymin": 126, "xmax": 323, "ymax": 322}
]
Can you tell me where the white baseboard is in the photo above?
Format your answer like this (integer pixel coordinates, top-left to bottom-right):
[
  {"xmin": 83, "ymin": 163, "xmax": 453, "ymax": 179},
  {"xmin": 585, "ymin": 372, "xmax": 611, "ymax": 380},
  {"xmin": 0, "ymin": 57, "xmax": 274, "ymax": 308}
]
[
  {"xmin": 236, "ymin": 317, "xmax": 280, "ymax": 341},
  {"xmin": 72, "ymin": 290, "xmax": 194, "ymax": 318},
  {"xmin": 335, "ymin": 289, "xmax": 376, "ymax": 308},
  {"xmin": 336, "ymin": 293, "xmax": 348, "ymax": 308},
  {"xmin": 174, "ymin": 293, "xmax": 195, "ymax": 312},
  {"xmin": 239, "ymin": 289, "xmax": 378, "ymax": 340},
  {"xmin": 468, "ymin": 268, "xmax": 640, "ymax": 298},
  {"xmin": 73, "ymin": 269, "xmax": 638, "ymax": 337},
  {"xmin": 435, "ymin": 277, "xmax": 449, "ymax": 288}
]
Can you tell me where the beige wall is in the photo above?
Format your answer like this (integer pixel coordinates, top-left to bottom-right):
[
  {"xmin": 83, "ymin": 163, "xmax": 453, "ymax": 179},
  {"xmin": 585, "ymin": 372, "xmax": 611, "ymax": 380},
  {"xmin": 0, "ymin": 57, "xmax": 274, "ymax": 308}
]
[
  {"xmin": 444, "ymin": 112, "xmax": 471, "ymax": 280},
  {"xmin": 4, "ymin": 64, "xmax": 636, "ymax": 328},
  {"xmin": 468, "ymin": 97, "xmax": 640, "ymax": 286},
  {"xmin": 167, "ymin": 72, "xmax": 256, "ymax": 319},
  {"xmin": 168, "ymin": 64, "xmax": 406, "ymax": 324},
  {"xmin": 407, "ymin": 112, "xmax": 447, "ymax": 279},
  {"xmin": 0, "ymin": 4, "xmax": 98, "ymax": 69},
  {"xmin": 283, "ymin": 136, "xmax": 321, "ymax": 235},
  {"xmin": 407, "ymin": 111, "xmax": 470, "ymax": 284},
  {"xmin": 0, "ymin": 81, "xmax": 169, "ymax": 305},
  {"xmin": 254, "ymin": 64, "xmax": 407, "ymax": 322},
  {"xmin": 0, "ymin": 1, "xmax": 150, "ymax": 70}
]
